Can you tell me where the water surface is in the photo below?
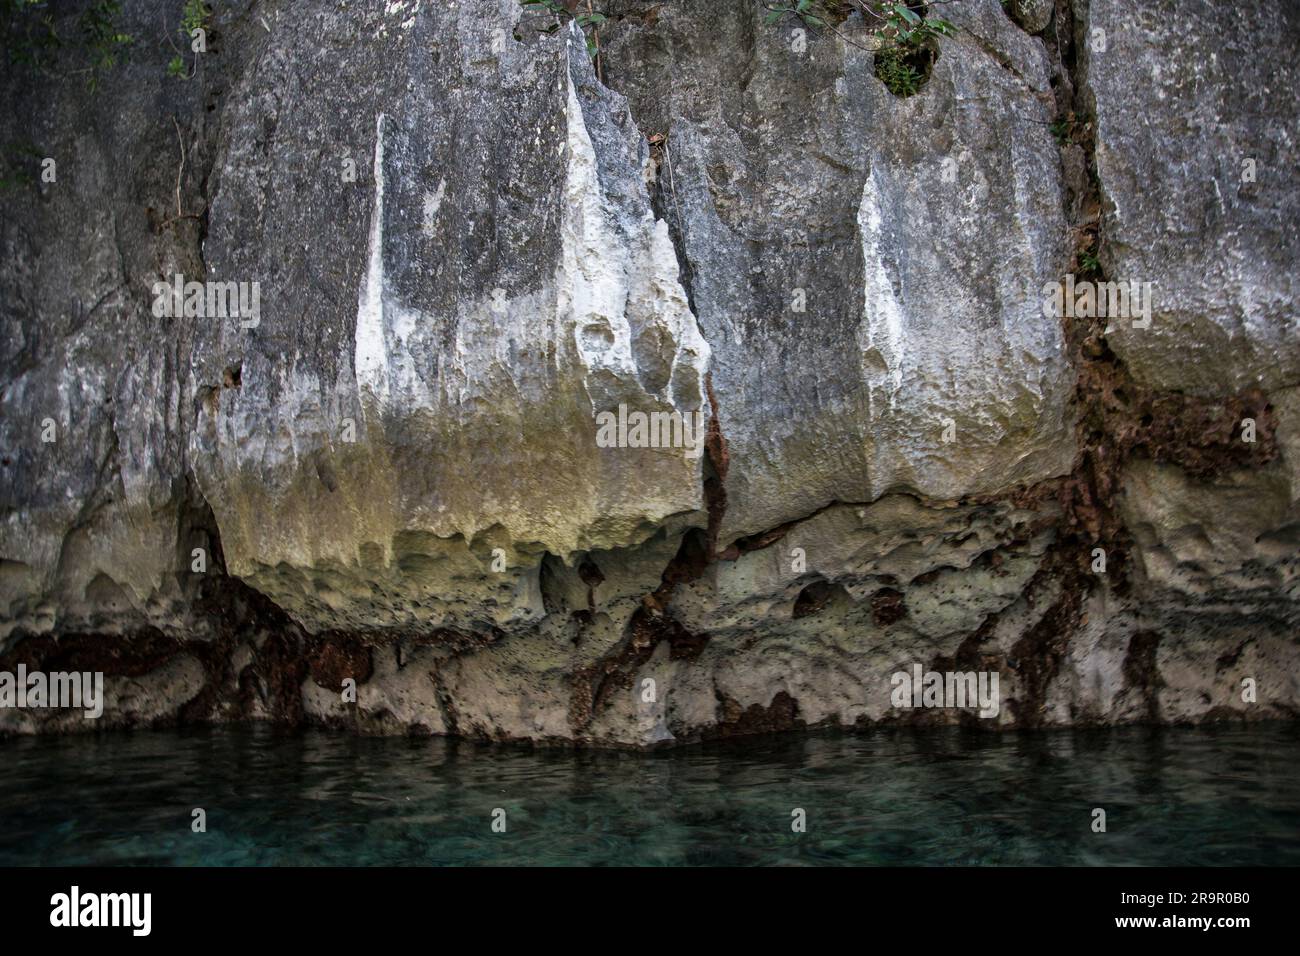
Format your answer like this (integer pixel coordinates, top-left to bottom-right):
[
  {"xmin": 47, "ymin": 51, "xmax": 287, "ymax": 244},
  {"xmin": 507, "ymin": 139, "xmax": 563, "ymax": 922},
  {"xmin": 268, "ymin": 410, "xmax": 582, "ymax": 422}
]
[{"xmin": 2, "ymin": 724, "xmax": 1297, "ymax": 865}]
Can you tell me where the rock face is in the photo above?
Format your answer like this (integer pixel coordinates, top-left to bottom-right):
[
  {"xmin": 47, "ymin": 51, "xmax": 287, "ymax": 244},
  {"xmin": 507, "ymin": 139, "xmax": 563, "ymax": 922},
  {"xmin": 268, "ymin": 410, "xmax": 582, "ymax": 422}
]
[
  {"xmin": 1, "ymin": 0, "xmax": 1296, "ymax": 744},
  {"xmin": 599, "ymin": 0, "xmax": 1076, "ymax": 545},
  {"xmin": 194, "ymin": 5, "xmax": 709, "ymax": 634},
  {"xmin": 1081, "ymin": 0, "xmax": 1300, "ymax": 397}
]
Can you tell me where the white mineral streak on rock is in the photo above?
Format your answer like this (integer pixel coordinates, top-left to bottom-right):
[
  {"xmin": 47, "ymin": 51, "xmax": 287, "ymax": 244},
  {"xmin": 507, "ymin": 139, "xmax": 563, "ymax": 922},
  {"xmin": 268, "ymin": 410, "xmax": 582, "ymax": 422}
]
[
  {"xmin": 560, "ymin": 74, "xmax": 640, "ymax": 394},
  {"xmin": 384, "ymin": 300, "xmax": 435, "ymax": 410},
  {"xmin": 421, "ymin": 178, "xmax": 445, "ymax": 237},
  {"xmin": 352, "ymin": 113, "xmax": 434, "ymax": 412},
  {"xmin": 652, "ymin": 215, "xmax": 710, "ymax": 405},
  {"xmin": 560, "ymin": 62, "xmax": 708, "ymax": 412},
  {"xmin": 354, "ymin": 113, "xmax": 388, "ymax": 404},
  {"xmin": 855, "ymin": 171, "xmax": 905, "ymax": 404}
]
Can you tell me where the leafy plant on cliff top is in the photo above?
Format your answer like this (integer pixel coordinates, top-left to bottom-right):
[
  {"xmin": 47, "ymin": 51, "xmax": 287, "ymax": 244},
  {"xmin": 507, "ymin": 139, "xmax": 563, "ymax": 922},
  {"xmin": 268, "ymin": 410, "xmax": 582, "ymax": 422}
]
[
  {"xmin": 0, "ymin": 0, "xmax": 133, "ymax": 91},
  {"xmin": 79, "ymin": 0, "xmax": 132, "ymax": 84},
  {"xmin": 167, "ymin": 0, "xmax": 211, "ymax": 80},
  {"xmin": 180, "ymin": 0, "xmax": 210, "ymax": 37},
  {"xmin": 873, "ymin": 47, "xmax": 923, "ymax": 96},
  {"xmin": 764, "ymin": 1, "xmax": 959, "ymax": 97}
]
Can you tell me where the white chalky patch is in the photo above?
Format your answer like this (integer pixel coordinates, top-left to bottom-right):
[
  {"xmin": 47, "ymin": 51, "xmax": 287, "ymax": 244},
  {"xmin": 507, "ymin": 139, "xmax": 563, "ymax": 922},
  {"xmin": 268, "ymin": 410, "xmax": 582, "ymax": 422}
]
[
  {"xmin": 557, "ymin": 59, "xmax": 709, "ymax": 411},
  {"xmin": 559, "ymin": 70, "xmax": 638, "ymax": 385},
  {"xmin": 856, "ymin": 171, "xmax": 906, "ymax": 401},
  {"xmin": 354, "ymin": 113, "xmax": 388, "ymax": 402},
  {"xmin": 422, "ymin": 178, "xmax": 446, "ymax": 237}
]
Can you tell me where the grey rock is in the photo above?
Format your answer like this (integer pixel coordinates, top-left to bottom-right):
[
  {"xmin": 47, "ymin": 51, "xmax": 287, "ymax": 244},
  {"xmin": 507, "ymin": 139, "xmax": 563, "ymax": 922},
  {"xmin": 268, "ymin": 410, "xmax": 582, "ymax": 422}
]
[
  {"xmin": 1080, "ymin": 0, "xmax": 1300, "ymax": 395},
  {"xmin": 1007, "ymin": 0, "xmax": 1053, "ymax": 35},
  {"xmin": 1, "ymin": 0, "xmax": 1297, "ymax": 744},
  {"xmin": 1119, "ymin": 459, "xmax": 1300, "ymax": 621},
  {"xmin": 191, "ymin": 10, "xmax": 709, "ymax": 632},
  {"xmin": 602, "ymin": 0, "xmax": 1076, "ymax": 544}
]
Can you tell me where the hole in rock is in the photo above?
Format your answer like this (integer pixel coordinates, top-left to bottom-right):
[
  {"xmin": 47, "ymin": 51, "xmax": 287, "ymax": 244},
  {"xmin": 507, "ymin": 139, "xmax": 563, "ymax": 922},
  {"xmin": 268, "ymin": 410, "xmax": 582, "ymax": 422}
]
[{"xmin": 793, "ymin": 579, "xmax": 848, "ymax": 619}]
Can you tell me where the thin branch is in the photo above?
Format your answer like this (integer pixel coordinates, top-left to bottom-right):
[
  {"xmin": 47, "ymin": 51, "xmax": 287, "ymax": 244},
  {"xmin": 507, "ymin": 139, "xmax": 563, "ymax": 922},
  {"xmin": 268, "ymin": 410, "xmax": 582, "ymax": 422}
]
[
  {"xmin": 172, "ymin": 115, "xmax": 185, "ymax": 219},
  {"xmin": 664, "ymin": 137, "xmax": 685, "ymax": 241},
  {"xmin": 157, "ymin": 116, "xmax": 202, "ymax": 231},
  {"xmin": 162, "ymin": 9, "xmax": 197, "ymax": 79}
]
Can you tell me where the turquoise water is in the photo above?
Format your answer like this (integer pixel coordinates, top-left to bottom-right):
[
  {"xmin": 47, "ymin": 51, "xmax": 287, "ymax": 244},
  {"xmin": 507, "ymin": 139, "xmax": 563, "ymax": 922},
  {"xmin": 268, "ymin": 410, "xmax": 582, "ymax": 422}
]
[{"xmin": 1, "ymin": 725, "xmax": 1297, "ymax": 865}]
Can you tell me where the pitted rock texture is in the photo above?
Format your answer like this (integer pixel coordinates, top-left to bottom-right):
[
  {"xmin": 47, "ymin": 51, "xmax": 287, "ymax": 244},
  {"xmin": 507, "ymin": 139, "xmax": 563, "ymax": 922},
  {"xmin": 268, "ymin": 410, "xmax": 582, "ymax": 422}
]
[{"xmin": 1, "ymin": 0, "xmax": 1297, "ymax": 744}]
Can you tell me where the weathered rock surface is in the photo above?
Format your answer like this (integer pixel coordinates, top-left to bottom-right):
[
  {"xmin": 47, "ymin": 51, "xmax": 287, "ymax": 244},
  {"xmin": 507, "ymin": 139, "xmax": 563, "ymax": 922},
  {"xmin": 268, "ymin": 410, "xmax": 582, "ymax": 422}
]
[
  {"xmin": 1, "ymin": 0, "xmax": 1297, "ymax": 743},
  {"xmin": 600, "ymin": 0, "xmax": 1075, "ymax": 542},
  {"xmin": 1081, "ymin": 0, "xmax": 1300, "ymax": 396},
  {"xmin": 192, "ymin": 6, "xmax": 710, "ymax": 633}
]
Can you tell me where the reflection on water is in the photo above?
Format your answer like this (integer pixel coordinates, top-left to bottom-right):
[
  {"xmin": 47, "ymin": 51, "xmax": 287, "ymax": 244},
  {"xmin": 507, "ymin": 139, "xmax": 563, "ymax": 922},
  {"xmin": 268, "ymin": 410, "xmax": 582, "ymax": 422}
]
[{"xmin": 1, "ymin": 724, "xmax": 1297, "ymax": 865}]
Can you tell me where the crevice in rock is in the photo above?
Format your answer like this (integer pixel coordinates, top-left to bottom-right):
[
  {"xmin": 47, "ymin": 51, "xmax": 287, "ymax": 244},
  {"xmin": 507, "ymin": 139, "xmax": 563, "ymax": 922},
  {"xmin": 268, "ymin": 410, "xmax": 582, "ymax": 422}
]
[
  {"xmin": 869, "ymin": 586, "xmax": 907, "ymax": 626},
  {"xmin": 432, "ymin": 663, "xmax": 461, "ymax": 738},
  {"xmin": 792, "ymin": 579, "xmax": 841, "ymax": 619},
  {"xmin": 568, "ymin": 526, "xmax": 712, "ymax": 735},
  {"xmin": 539, "ymin": 553, "xmax": 567, "ymax": 617},
  {"xmin": 1047, "ymin": 0, "xmax": 1279, "ymax": 590},
  {"xmin": 565, "ymin": 364, "xmax": 732, "ymax": 736},
  {"xmin": 873, "ymin": 40, "xmax": 938, "ymax": 97},
  {"xmin": 648, "ymin": 131, "xmax": 702, "ymax": 324},
  {"xmin": 957, "ymin": 24, "xmax": 1038, "ymax": 92},
  {"xmin": 577, "ymin": 557, "xmax": 604, "ymax": 609},
  {"xmin": 702, "ymin": 372, "xmax": 730, "ymax": 558},
  {"xmin": 718, "ymin": 518, "xmax": 799, "ymax": 561}
]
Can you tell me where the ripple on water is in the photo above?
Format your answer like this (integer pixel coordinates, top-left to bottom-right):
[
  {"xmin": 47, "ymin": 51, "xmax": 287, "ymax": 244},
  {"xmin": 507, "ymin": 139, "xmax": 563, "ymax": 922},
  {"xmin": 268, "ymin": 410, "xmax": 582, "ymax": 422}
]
[{"xmin": 0, "ymin": 725, "xmax": 1297, "ymax": 866}]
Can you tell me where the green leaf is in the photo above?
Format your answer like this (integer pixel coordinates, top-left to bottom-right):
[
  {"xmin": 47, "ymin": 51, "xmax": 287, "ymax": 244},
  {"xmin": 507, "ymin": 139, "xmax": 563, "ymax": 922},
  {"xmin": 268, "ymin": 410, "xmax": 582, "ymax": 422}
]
[{"xmin": 895, "ymin": 5, "xmax": 921, "ymax": 24}]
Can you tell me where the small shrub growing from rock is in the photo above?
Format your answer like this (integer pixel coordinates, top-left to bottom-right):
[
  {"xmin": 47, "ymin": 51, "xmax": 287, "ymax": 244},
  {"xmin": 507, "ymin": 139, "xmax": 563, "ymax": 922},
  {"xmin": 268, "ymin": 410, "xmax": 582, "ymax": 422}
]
[{"xmin": 765, "ymin": 1, "xmax": 957, "ymax": 97}]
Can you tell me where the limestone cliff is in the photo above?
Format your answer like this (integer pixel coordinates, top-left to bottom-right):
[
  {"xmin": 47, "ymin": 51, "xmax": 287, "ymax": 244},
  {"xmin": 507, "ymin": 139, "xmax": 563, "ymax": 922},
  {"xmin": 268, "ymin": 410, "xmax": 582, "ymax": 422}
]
[{"xmin": 1, "ymin": 0, "xmax": 1297, "ymax": 744}]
